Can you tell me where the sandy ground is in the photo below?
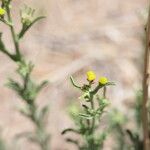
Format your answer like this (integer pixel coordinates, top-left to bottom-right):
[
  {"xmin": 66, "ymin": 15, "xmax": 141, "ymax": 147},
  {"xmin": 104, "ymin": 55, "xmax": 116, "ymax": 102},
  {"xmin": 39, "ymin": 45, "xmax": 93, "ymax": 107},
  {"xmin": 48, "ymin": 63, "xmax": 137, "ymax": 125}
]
[{"xmin": 0, "ymin": 0, "xmax": 148, "ymax": 149}]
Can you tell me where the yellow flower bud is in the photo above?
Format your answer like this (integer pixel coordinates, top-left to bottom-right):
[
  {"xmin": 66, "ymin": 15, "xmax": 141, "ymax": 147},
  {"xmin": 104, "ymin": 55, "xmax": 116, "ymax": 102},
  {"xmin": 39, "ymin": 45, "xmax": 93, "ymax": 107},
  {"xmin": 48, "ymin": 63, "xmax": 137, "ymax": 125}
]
[
  {"xmin": 99, "ymin": 77, "xmax": 108, "ymax": 85},
  {"xmin": 0, "ymin": 8, "xmax": 5, "ymax": 16},
  {"xmin": 86, "ymin": 71, "xmax": 96, "ymax": 81}
]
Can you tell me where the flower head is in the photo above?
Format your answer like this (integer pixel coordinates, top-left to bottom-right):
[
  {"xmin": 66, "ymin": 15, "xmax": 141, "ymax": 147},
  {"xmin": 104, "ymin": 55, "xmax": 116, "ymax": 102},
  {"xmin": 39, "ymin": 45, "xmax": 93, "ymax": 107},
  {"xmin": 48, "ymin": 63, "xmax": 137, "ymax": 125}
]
[
  {"xmin": 99, "ymin": 77, "xmax": 108, "ymax": 85},
  {"xmin": 86, "ymin": 71, "xmax": 96, "ymax": 82},
  {"xmin": 21, "ymin": 6, "xmax": 35, "ymax": 26},
  {"xmin": 0, "ymin": 8, "xmax": 5, "ymax": 16}
]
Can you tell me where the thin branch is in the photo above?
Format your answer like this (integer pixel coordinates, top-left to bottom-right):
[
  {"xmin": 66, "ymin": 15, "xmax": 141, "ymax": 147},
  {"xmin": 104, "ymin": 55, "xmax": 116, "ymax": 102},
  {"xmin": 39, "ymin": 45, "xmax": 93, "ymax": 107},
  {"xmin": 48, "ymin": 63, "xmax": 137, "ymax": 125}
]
[{"xmin": 6, "ymin": 4, "xmax": 21, "ymax": 61}]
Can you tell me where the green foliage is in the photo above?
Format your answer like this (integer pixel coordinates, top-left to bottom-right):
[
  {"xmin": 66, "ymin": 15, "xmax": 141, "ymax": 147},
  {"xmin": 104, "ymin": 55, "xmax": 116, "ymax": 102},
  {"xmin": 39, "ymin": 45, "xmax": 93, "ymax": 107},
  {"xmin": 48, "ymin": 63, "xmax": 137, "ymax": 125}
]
[
  {"xmin": 108, "ymin": 90, "xmax": 145, "ymax": 150},
  {"xmin": 0, "ymin": 0, "xmax": 50, "ymax": 150},
  {"xmin": 134, "ymin": 90, "xmax": 143, "ymax": 127},
  {"xmin": 7, "ymin": 61, "xmax": 48, "ymax": 103},
  {"xmin": 0, "ymin": 134, "xmax": 6, "ymax": 150},
  {"xmin": 62, "ymin": 74, "xmax": 114, "ymax": 150},
  {"xmin": 108, "ymin": 109, "xmax": 130, "ymax": 150},
  {"xmin": 19, "ymin": 5, "xmax": 45, "ymax": 39}
]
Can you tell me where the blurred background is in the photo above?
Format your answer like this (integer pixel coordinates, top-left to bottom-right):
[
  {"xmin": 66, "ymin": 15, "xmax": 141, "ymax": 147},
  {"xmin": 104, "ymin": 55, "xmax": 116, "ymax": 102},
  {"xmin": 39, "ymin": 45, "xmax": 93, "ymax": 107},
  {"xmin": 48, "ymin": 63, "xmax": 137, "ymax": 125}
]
[{"xmin": 0, "ymin": 0, "xmax": 148, "ymax": 149}]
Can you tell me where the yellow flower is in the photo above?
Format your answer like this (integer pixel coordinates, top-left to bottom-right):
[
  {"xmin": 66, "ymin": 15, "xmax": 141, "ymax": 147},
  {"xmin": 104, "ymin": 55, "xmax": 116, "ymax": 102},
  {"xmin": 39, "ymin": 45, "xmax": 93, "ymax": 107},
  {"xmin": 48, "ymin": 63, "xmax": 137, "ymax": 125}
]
[
  {"xmin": 86, "ymin": 71, "xmax": 96, "ymax": 81},
  {"xmin": 99, "ymin": 77, "xmax": 108, "ymax": 85},
  {"xmin": 0, "ymin": 8, "xmax": 5, "ymax": 16}
]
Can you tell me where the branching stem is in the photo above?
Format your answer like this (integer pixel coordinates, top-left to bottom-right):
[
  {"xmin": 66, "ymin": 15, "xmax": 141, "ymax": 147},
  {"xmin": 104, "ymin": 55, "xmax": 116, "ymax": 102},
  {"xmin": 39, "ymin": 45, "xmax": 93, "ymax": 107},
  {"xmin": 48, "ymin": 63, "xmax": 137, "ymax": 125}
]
[{"xmin": 6, "ymin": 4, "xmax": 21, "ymax": 61}]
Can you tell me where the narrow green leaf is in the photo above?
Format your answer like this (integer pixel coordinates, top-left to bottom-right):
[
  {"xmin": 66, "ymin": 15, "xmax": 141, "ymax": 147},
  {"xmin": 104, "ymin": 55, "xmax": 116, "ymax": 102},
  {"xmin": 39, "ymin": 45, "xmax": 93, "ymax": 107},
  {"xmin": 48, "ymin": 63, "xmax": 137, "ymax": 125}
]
[
  {"xmin": 70, "ymin": 76, "xmax": 82, "ymax": 89},
  {"xmin": 18, "ymin": 16, "xmax": 45, "ymax": 39},
  {"xmin": 61, "ymin": 128, "xmax": 80, "ymax": 135}
]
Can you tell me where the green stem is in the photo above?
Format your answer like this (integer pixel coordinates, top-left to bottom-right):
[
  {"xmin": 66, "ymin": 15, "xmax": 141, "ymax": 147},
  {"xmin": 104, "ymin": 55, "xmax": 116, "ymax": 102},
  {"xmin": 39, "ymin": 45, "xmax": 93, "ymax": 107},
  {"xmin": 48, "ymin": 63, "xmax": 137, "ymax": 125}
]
[
  {"xmin": 0, "ymin": 18, "xmax": 12, "ymax": 26},
  {"xmin": 28, "ymin": 102, "xmax": 49, "ymax": 150},
  {"xmin": 103, "ymin": 87, "xmax": 106, "ymax": 98},
  {"xmin": 0, "ymin": 47, "xmax": 17, "ymax": 61},
  {"xmin": 87, "ymin": 94, "xmax": 95, "ymax": 149},
  {"xmin": 90, "ymin": 95, "xmax": 95, "ymax": 133},
  {"xmin": 6, "ymin": 4, "xmax": 21, "ymax": 61}
]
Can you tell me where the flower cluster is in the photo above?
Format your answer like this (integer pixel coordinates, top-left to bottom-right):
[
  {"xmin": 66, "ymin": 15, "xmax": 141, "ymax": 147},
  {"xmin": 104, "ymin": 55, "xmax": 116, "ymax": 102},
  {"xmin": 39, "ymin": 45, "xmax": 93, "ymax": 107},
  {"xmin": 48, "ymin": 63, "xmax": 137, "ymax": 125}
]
[
  {"xmin": 86, "ymin": 70, "xmax": 108, "ymax": 85},
  {"xmin": 86, "ymin": 71, "xmax": 96, "ymax": 81}
]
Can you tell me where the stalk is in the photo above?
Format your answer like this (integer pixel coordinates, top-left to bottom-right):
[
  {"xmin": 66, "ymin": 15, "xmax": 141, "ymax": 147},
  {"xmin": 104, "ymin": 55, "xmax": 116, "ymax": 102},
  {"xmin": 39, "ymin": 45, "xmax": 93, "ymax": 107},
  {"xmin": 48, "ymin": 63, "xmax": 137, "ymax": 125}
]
[
  {"xmin": 142, "ymin": 1, "xmax": 150, "ymax": 150},
  {"xmin": 5, "ymin": 3, "xmax": 21, "ymax": 61}
]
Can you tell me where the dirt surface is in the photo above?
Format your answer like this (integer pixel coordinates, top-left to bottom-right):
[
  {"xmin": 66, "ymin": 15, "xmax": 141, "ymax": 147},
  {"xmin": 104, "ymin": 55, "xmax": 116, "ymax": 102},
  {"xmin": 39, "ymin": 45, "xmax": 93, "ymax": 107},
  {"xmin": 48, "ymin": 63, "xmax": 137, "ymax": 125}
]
[{"xmin": 0, "ymin": 0, "xmax": 148, "ymax": 149}]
